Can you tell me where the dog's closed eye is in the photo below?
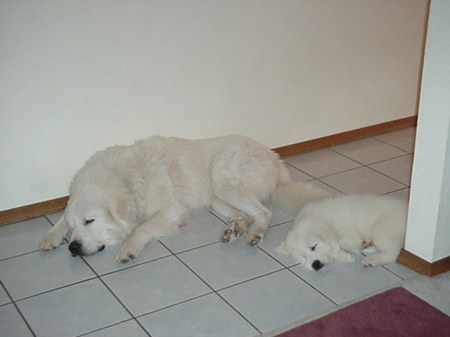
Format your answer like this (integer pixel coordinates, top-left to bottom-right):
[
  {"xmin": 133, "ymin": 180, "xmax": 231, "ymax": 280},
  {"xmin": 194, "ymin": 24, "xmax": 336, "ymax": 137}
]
[
  {"xmin": 84, "ymin": 219, "xmax": 95, "ymax": 226},
  {"xmin": 310, "ymin": 244, "xmax": 318, "ymax": 251}
]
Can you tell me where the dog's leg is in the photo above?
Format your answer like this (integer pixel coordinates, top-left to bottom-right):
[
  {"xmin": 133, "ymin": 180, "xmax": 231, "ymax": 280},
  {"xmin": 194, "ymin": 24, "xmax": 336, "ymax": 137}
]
[
  {"xmin": 333, "ymin": 250, "xmax": 355, "ymax": 262},
  {"xmin": 215, "ymin": 191, "xmax": 271, "ymax": 246},
  {"xmin": 39, "ymin": 215, "xmax": 70, "ymax": 250},
  {"xmin": 211, "ymin": 198, "xmax": 251, "ymax": 243},
  {"xmin": 362, "ymin": 216, "xmax": 405, "ymax": 267},
  {"xmin": 116, "ymin": 208, "xmax": 188, "ymax": 263}
]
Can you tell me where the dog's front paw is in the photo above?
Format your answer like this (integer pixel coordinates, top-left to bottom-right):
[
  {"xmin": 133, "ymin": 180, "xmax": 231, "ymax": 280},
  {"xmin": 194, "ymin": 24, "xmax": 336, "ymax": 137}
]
[
  {"xmin": 116, "ymin": 242, "xmax": 141, "ymax": 264},
  {"xmin": 39, "ymin": 228, "xmax": 66, "ymax": 250}
]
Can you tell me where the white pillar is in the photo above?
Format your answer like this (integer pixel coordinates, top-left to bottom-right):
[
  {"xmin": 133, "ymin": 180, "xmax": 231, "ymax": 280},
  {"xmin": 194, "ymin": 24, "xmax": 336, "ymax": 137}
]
[{"xmin": 406, "ymin": 0, "xmax": 450, "ymax": 262}]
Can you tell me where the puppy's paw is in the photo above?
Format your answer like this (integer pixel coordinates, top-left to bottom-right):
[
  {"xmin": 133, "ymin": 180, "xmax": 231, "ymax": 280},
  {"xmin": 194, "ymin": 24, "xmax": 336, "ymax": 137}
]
[
  {"xmin": 361, "ymin": 255, "xmax": 378, "ymax": 267},
  {"xmin": 39, "ymin": 228, "xmax": 66, "ymax": 250}
]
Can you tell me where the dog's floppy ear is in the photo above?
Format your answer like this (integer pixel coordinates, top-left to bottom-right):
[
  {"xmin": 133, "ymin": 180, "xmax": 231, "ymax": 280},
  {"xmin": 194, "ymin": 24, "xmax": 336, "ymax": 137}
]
[
  {"xmin": 315, "ymin": 223, "xmax": 340, "ymax": 252},
  {"xmin": 107, "ymin": 199, "xmax": 132, "ymax": 231}
]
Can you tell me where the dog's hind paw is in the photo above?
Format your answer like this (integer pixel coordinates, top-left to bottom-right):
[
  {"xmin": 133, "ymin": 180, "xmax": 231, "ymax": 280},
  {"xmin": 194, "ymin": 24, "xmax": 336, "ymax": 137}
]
[
  {"xmin": 245, "ymin": 232, "xmax": 264, "ymax": 246},
  {"xmin": 220, "ymin": 227, "xmax": 238, "ymax": 243}
]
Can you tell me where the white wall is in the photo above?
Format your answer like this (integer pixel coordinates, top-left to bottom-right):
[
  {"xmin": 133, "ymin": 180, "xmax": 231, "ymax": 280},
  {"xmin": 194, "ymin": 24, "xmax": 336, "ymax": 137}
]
[
  {"xmin": 0, "ymin": 1, "xmax": 427, "ymax": 211},
  {"xmin": 406, "ymin": 0, "xmax": 450, "ymax": 262}
]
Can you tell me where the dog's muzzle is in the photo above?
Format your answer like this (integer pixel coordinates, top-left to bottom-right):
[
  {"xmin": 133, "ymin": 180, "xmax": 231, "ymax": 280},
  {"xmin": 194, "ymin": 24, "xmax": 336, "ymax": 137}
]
[
  {"xmin": 69, "ymin": 241, "xmax": 106, "ymax": 257},
  {"xmin": 69, "ymin": 241, "xmax": 82, "ymax": 257}
]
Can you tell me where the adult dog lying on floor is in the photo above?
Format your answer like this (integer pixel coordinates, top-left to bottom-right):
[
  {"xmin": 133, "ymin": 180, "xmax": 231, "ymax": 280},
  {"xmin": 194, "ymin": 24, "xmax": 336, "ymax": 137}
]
[
  {"xmin": 40, "ymin": 135, "xmax": 326, "ymax": 263},
  {"xmin": 277, "ymin": 194, "xmax": 407, "ymax": 270}
]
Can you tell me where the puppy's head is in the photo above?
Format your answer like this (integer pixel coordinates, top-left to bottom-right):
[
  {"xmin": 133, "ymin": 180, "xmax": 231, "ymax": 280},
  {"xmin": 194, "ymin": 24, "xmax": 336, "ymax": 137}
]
[
  {"xmin": 64, "ymin": 195, "xmax": 131, "ymax": 257},
  {"xmin": 276, "ymin": 219, "xmax": 340, "ymax": 271}
]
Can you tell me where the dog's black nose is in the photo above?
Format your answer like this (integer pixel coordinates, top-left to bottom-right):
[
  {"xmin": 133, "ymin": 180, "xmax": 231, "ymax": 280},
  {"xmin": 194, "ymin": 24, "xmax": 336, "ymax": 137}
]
[
  {"xmin": 312, "ymin": 260, "xmax": 324, "ymax": 271},
  {"xmin": 69, "ymin": 241, "xmax": 82, "ymax": 256}
]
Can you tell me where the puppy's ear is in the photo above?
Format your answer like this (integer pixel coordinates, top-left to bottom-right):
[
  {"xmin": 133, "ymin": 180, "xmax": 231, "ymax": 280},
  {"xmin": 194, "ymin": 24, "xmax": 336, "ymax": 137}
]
[
  {"xmin": 316, "ymin": 227, "xmax": 340, "ymax": 252},
  {"xmin": 108, "ymin": 199, "xmax": 131, "ymax": 231}
]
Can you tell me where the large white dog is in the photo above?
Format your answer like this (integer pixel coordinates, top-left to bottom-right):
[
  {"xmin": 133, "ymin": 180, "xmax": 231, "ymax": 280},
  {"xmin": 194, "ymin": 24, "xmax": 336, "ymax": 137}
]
[
  {"xmin": 40, "ymin": 135, "xmax": 326, "ymax": 263},
  {"xmin": 277, "ymin": 194, "xmax": 407, "ymax": 270}
]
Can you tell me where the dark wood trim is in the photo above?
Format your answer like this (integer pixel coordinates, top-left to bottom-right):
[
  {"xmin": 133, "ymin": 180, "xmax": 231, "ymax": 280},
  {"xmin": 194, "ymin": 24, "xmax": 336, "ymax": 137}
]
[
  {"xmin": 0, "ymin": 116, "xmax": 417, "ymax": 226},
  {"xmin": 0, "ymin": 197, "xmax": 68, "ymax": 226},
  {"xmin": 397, "ymin": 249, "xmax": 450, "ymax": 276},
  {"xmin": 273, "ymin": 115, "xmax": 417, "ymax": 158}
]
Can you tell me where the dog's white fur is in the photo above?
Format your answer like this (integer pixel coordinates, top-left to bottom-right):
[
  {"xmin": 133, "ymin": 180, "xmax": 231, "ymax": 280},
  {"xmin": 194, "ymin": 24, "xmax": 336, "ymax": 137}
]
[
  {"xmin": 40, "ymin": 135, "xmax": 327, "ymax": 263},
  {"xmin": 277, "ymin": 194, "xmax": 407, "ymax": 270}
]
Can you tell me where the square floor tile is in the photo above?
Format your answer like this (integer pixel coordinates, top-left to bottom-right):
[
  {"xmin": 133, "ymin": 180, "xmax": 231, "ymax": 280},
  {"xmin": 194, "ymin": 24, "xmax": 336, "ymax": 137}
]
[
  {"xmin": 259, "ymin": 222, "xmax": 298, "ymax": 267},
  {"xmin": 83, "ymin": 320, "xmax": 148, "ymax": 337},
  {"xmin": 331, "ymin": 138, "xmax": 407, "ymax": 165},
  {"xmin": 178, "ymin": 241, "xmax": 283, "ymax": 290},
  {"xmin": 291, "ymin": 255, "xmax": 402, "ymax": 304},
  {"xmin": 83, "ymin": 240, "xmax": 171, "ymax": 275},
  {"xmin": 369, "ymin": 155, "xmax": 413, "ymax": 185},
  {"xmin": 159, "ymin": 209, "xmax": 226, "ymax": 253},
  {"xmin": 285, "ymin": 149, "xmax": 361, "ymax": 178},
  {"xmin": 0, "ymin": 304, "xmax": 33, "ymax": 337},
  {"xmin": 320, "ymin": 167, "xmax": 406, "ymax": 194},
  {"xmin": 0, "ymin": 247, "xmax": 95, "ymax": 300},
  {"xmin": 0, "ymin": 217, "xmax": 52, "ymax": 260},
  {"xmin": 102, "ymin": 256, "xmax": 210, "ymax": 316},
  {"xmin": 17, "ymin": 279, "xmax": 130, "ymax": 337},
  {"xmin": 219, "ymin": 270, "xmax": 335, "ymax": 333},
  {"xmin": 139, "ymin": 293, "xmax": 258, "ymax": 337},
  {"xmin": 375, "ymin": 127, "xmax": 416, "ymax": 153}
]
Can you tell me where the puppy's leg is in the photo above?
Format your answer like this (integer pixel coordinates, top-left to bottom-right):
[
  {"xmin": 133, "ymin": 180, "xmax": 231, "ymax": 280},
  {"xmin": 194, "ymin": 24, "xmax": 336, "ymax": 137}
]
[
  {"xmin": 40, "ymin": 215, "xmax": 70, "ymax": 250},
  {"xmin": 362, "ymin": 218, "xmax": 404, "ymax": 267},
  {"xmin": 116, "ymin": 208, "xmax": 188, "ymax": 263},
  {"xmin": 211, "ymin": 198, "xmax": 251, "ymax": 243}
]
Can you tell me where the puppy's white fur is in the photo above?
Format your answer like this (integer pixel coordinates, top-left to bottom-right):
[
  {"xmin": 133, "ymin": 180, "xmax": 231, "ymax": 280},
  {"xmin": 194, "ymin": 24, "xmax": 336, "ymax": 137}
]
[
  {"xmin": 277, "ymin": 194, "xmax": 407, "ymax": 270},
  {"xmin": 40, "ymin": 135, "xmax": 327, "ymax": 263}
]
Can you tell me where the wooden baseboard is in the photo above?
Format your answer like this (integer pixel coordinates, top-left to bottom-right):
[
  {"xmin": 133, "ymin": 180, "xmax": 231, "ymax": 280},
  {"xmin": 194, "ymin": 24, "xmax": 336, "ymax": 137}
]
[
  {"xmin": 0, "ymin": 197, "xmax": 68, "ymax": 226},
  {"xmin": 0, "ymin": 116, "xmax": 417, "ymax": 226},
  {"xmin": 397, "ymin": 249, "xmax": 450, "ymax": 277},
  {"xmin": 273, "ymin": 115, "xmax": 417, "ymax": 157}
]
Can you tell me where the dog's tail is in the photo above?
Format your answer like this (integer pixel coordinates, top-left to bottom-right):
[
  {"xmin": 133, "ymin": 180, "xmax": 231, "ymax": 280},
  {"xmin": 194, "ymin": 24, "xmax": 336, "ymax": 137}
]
[{"xmin": 270, "ymin": 181, "xmax": 330, "ymax": 216}]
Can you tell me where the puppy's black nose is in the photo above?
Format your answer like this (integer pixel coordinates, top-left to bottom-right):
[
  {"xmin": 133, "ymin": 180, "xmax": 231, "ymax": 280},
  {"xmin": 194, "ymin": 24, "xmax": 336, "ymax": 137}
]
[
  {"xmin": 69, "ymin": 241, "xmax": 82, "ymax": 256},
  {"xmin": 312, "ymin": 260, "xmax": 324, "ymax": 271}
]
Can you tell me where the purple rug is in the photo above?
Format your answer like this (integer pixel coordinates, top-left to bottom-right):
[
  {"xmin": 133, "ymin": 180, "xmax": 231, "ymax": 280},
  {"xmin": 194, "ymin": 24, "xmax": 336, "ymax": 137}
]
[{"xmin": 277, "ymin": 287, "xmax": 450, "ymax": 337}]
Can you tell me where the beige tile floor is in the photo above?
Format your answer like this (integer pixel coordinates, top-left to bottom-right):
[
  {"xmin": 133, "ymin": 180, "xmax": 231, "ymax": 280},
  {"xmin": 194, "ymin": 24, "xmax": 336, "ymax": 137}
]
[{"xmin": 1, "ymin": 127, "xmax": 448, "ymax": 337}]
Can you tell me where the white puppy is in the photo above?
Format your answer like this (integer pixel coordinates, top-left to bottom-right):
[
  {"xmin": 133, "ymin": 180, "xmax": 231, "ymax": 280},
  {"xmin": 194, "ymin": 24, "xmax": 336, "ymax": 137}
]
[
  {"xmin": 40, "ymin": 135, "xmax": 327, "ymax": 263},
  {"xmin": 277, "ymin": 194, "xmax": 407, "ymax": 270}
]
